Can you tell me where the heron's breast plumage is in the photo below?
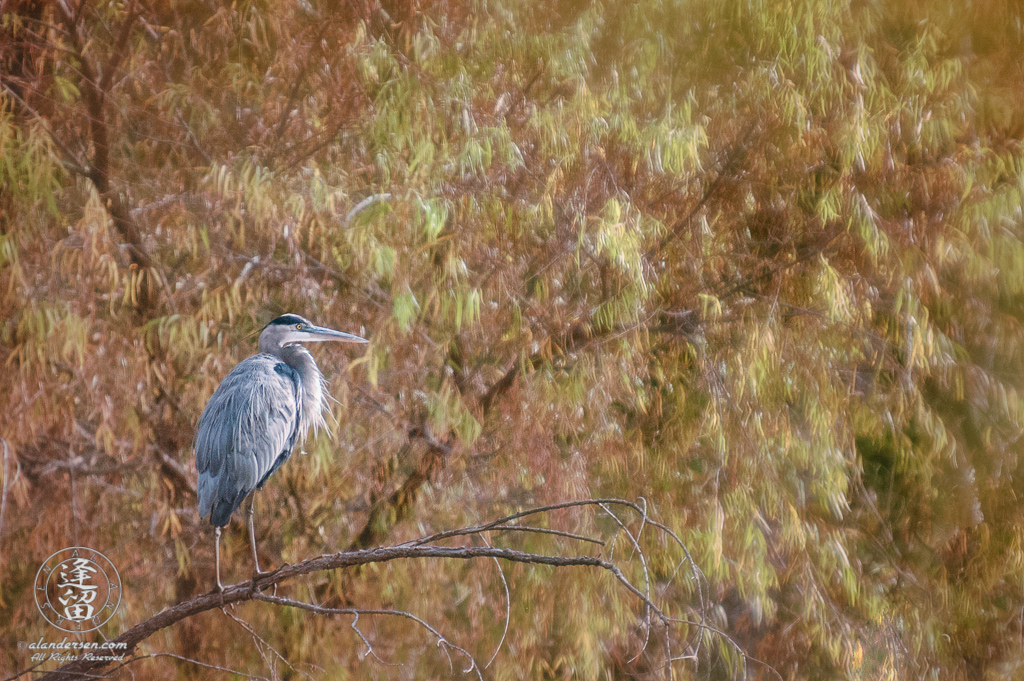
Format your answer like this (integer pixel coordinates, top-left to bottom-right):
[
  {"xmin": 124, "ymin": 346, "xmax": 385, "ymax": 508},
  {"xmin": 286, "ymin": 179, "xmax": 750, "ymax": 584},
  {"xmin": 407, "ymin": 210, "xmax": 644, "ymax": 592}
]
[{"xmin": 279, "ymin": 344, "xmax": 330, "ymax": 442}]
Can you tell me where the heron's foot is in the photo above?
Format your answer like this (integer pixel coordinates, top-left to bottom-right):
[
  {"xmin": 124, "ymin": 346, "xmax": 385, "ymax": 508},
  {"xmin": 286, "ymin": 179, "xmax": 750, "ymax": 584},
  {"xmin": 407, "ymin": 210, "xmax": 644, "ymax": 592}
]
[
  {"xmin": 249, "ymin": 567, "xmax": 272, "ymax": 595},
  {"xmin": 214, "ymin": 581, "xmax": 226, "ymax": 607}
]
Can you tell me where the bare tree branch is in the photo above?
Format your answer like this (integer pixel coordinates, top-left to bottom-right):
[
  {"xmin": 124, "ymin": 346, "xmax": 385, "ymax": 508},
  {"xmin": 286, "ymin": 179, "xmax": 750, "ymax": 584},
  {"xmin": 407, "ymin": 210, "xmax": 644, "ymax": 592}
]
[
  {"xmin": 15, "ymin": 498, "xmax": 766, "ymax": 681},
  {"xmin": 28, "ymin": 544, "xmax": 632, "ymax": 680},
  {"xmin": 50, "ymin": 0, "xmax": 158, "ymax": 310}
]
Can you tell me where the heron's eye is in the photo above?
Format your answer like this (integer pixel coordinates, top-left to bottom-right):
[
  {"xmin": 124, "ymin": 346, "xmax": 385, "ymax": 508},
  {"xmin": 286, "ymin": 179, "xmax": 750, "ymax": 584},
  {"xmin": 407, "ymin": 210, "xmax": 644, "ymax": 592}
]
[{"xmin": 295, "ymin": 324, "xmax": 304, "ymax": 330}]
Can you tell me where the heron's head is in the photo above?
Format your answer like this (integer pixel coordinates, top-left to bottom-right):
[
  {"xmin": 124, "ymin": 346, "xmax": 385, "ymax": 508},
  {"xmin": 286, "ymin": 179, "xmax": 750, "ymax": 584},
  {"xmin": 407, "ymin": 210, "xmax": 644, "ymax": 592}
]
[{"xmin": 259, "ymin": 314, "xmax": 368, "ymax": 354}]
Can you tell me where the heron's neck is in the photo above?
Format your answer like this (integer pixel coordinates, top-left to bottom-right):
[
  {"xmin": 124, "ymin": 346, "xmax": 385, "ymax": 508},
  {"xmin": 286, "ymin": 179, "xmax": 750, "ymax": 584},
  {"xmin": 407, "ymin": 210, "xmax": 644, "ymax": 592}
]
[{"xmin": 279, "ymin": 344, "xmax": 327, "ymax": 439}]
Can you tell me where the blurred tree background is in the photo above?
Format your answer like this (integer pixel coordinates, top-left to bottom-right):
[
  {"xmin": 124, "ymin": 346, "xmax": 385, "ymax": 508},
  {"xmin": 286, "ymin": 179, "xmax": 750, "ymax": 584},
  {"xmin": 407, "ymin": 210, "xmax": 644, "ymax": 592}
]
[{"xmin": 2, "ymin": 0, "xmax": 1024, "ymax": 678}]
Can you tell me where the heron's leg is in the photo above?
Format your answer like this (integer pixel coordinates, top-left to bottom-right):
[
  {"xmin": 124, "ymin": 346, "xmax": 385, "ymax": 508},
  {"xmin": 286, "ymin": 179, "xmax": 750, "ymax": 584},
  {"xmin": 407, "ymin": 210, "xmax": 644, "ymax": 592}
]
[
  {"xmin": 214, "ymin": 526, "xmax": 224, "ymax": 593},
  {"xmin": 247, "ymin": 494, "xmax": 271, "ymax": 580}
]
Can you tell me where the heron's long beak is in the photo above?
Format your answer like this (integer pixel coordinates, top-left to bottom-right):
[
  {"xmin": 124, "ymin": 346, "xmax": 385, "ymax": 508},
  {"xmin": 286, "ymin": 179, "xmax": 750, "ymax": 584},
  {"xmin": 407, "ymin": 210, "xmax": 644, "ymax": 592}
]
[{"xmin": 302, "ymin": 324, "xmax": 368, "ymax": 343}]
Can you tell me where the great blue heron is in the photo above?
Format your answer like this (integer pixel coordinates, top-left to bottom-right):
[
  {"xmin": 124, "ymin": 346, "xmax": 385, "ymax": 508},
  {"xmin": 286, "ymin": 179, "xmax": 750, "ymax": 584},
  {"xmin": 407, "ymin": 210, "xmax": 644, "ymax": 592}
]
[{"xmin": 194, "ymin": 313, "xmax": 367, "ymax": 590}]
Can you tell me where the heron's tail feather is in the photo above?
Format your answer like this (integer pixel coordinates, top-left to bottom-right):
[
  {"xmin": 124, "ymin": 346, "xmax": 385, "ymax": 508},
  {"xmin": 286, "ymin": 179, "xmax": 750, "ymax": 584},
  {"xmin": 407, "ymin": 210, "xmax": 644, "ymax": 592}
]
[
  {"xmin": 197, "ymin": 471, "xmax": 215, "ymax": 519},
  {"xmin": 210, "ymin": 500, "xmax": 235, "ymax": 527}
]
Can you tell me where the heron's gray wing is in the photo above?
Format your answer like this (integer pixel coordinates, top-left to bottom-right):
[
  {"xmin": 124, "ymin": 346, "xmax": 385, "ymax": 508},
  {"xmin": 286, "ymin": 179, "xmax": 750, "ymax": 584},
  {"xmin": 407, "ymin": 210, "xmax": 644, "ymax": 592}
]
[{"xmin": 195, "ymin": 354, "xmax": 300, "ymax": 526}]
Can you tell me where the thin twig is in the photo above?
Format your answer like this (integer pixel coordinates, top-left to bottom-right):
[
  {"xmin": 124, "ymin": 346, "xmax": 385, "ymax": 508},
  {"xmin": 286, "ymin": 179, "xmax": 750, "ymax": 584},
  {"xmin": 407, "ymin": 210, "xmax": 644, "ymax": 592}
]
[
  {"xmin": 104, "ymin": 653, "xmax": 271, "ymax": 680},
  {"xmin": 482, "ymin": 538, "xmax": 511, "ymax": 670},
  {"xmin": 642, "ymin": 515, "xmax": 707, "ymax": 620},
  {"xmin": 667, "ymin": 617, "xmax": 785, "ymax": 681},
  {"xmin": 344, "ymin": 193, "xmax": 393, "ymax": 226},
  {"xmin": 405, "ymin": 497, "xmax": 644, "ymax": 546},
  {"xmin": 600, "ymin": 502, "xmax": 653, "ymax": 661},
  {"xmin": 224, "ymin": 606, "xmax": 318, "ymax": 681},
  {"xmin": 0, "ymin": 439, "xmax": 11, "ymax": 541},
  {"xmin": 2, "ymin": 661, "xmax": 46, "ymax": 681},
  {"xmin": 222, "ymin": 610, "xmax": 279, "ymax": 679},
  {"xmin": 489, "ymin": 524, "xmax": 604, "ymax": 545},
  {"xmin": 349, "ymin": 612, "xmax": 402, "ymax": 666},
  {"xmin": 254, "ymin": 593, "xmax": 482, "ymax": 680}
]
